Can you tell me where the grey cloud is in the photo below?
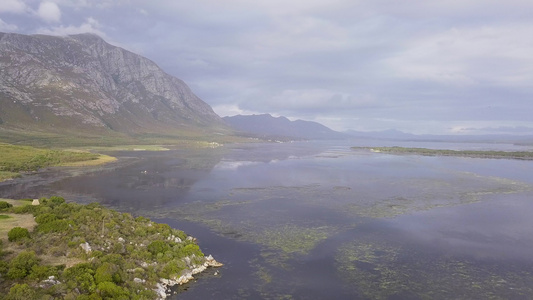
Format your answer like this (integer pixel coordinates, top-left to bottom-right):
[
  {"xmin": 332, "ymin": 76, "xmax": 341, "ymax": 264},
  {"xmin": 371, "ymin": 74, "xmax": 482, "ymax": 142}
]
[{"xmin": 2, "ymin": 0, "xmax": 533, "ymax": 134}]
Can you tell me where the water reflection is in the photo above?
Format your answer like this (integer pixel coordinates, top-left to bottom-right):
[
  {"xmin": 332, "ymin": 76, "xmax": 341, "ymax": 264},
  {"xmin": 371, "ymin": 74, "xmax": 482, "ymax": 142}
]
[{"xmin": 1, "ymin": 141, "xmax": 533, "ymax": 299}]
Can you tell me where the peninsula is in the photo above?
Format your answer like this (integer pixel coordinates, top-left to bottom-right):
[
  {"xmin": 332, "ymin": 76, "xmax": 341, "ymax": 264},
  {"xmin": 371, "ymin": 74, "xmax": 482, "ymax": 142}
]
[
  {"xmin": 353, "ymin": 147, "xmax": 533, "ymax": 160},
  {"xmin": 0, "ymin": 197, "xmax": 222, "ymax": 299}
]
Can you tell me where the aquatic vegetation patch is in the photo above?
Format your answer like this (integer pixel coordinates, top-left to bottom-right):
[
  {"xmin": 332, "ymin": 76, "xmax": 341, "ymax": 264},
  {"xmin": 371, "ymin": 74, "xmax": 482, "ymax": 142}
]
[
  {"xmin": 255, "ymin": 224, "xmax": 331, "ymax": 254},
  {"xmin": 342, "ymin": 173, "xmax": 533, "ymax": 219},
  {"xmin": 336, "ymin": 238, "xmax": 533, "ymax": 300}
]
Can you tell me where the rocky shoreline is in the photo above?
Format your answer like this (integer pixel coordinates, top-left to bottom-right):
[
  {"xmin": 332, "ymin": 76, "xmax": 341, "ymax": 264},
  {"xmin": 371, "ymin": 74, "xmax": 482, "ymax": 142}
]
[{"xmin": 155, "ymin": 254, "xmax": 223, "ymax": 299}]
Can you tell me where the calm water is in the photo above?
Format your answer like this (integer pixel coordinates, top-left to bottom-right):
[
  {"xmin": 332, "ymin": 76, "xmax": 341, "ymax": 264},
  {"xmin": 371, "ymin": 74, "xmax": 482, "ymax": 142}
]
[{"xmin": 2, "ymin": 140, "xmax": 533, "ymax": 299}]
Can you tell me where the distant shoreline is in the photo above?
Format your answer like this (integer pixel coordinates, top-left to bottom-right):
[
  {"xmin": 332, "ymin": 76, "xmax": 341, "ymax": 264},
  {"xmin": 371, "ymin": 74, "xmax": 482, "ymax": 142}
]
[{"xmin": 352, "ymin": 146, "xmax": 533, "ymax": 160}]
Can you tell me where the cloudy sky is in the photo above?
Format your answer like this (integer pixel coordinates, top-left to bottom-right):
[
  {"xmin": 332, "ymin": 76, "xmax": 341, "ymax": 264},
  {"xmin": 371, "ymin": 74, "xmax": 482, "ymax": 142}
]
[{"xmin": 1, "ymin": 0, "xmax": 532, "ymax": 134}]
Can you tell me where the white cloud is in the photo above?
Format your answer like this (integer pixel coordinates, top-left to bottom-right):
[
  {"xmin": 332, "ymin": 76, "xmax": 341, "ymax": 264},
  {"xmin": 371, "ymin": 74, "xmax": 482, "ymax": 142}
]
[
  {"xmin": 0, "ymin": 17, "xmax": 18, "ymax": 31},
  {"xmin": 262, "ymin": 89, "xmax": 374, "ymax": 112},
  {"xmin": 37, "ymin": 1, "xmax": 62, "ymax": 23},
  {"xmin": 0, "ymin": 0, "xmax": 27, "ymax": 14},
  {"xmin": 36, "ymin": 17, "xmax": 106, "ymax": 37},
  {"xmin": 383, "ymin": 23, "xmax": 533, "ymax": 87},
  {"xmin": 212, "ymin": 104, "xmax": 250, "ymax": 117}
]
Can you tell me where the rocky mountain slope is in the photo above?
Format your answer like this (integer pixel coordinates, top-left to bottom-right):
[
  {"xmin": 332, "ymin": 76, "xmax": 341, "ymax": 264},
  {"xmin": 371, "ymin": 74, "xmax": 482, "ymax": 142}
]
[
  {"xmin": 0, "ymin": 32, "xmax": 227, "ymax": 139},
  {"xmin": 223, "ymin": 114, "xmax": 347, "ymax": 140}
]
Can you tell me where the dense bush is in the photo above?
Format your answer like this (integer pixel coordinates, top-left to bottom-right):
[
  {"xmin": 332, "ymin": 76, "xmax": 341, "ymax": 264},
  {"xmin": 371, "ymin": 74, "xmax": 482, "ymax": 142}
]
[
  {"xmin": 0, "ymin": 201, "xmax": 13, "ymax": 210},
  {"xmin": 12, "ymin": 204, "xmax": 38, "ymax": 214},
  {"xmin": 97, "ymin": 281, "xmax": 130, "ymax": 299},
  {"xmin": 0, "ymin": 196, "xmax": 208, "ymax": 299},
  {"xmin": 8, "ymin": 227, "xmax": 30, "ymax": 242},
  {"xmin": 7, "ymin": 251, "xmax": 39, "ymax": 279},
  {"xmin": 36, "ymin": 219, "xmax": 70, "ymax": 233},
  {"xmin": 5, "ymin": 283, "xmax": 37, "ymax": 300},
  {"xmin": 62, "ymin": 263, "xmax": 97, "ymax": 294},
  {"xmin": 35, "ymin": 213, "xmax": 59, "ymax": 224},
  {"xmin": 147, "ymin": 240, "xmax": 170, "ymax": 256}
]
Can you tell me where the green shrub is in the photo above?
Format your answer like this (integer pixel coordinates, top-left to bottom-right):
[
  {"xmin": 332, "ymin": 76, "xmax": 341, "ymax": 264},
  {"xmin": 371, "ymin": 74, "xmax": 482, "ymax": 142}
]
[
  {"xmin": 48, "ymin": 196, "xmax": 66, "ymax": 207},
  {"xmin": 62, "ymin": 263, "xmax": 96, "ymax": 294},
  {"xmin": 35, "ymin": 213, "xmax": 59, "ymax": 224},
  {"xmin": 12, "ymin": 204, "xmax": 38, "ymax": 214},
  {"xmin": 135, "ymin": 216, "xmax": 150, "ymax": 223},
  {"xmin": 8, "ymin": 227, "xmax": 30, "ymax": 242},
  {"xmin": 160, "ymin": 259, "xmax": 186, "ymax": 278},
  {"xmin": 76, "ymin": 294, "xmax": 104, "ymax": 300},
  {"xmin": 28, "ymin": 265, "xmax": 52, "ymax": 280},
  {"xmin": 97, "ymin": 281, "xmax": 129, "ymax": 299},
  {"xmin": 147, "ymin": 240, "xmax": 170, "ymax": 255},
  {"xmin": 7, "ymin": 251, "xmax": 39, "ymax": 279},
  {"xmin": 0, "ymin": 201, "xmax": 13, "ymax": 210},
  {"xmin": 36, "ymin": 219, "xmax": 70, "ymax": 233},
  {"xmin": 181, "ymin": 243, "xmax": 203, "ymax": 257},
  {"xmin": 94, "ymin": 262, "xmax": 122, "ymax": 284},
  {"xmin": 6, "ymin": 283, "xmax": 37, "ymax": 300}
]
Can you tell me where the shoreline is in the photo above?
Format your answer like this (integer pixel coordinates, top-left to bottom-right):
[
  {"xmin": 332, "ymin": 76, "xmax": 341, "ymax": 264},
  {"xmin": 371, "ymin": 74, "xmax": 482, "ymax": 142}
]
[
  {"xmin": 0, "ymin": 196, "xmax": 222, "ymax": 299},
  {"xmin": 353, "ymin": 146, "xmax": 533, "ymax": 160}
]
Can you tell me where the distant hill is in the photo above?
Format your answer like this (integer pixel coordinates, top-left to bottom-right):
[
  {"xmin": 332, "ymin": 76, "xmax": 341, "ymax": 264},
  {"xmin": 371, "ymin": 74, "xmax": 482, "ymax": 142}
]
[
  {"xmin": 223, "ymin": 114, "xmax": 347, "ymax": 140},
  {"xmin": 0, "ymin": 32, "xmax": 229, "ymax": 143}
]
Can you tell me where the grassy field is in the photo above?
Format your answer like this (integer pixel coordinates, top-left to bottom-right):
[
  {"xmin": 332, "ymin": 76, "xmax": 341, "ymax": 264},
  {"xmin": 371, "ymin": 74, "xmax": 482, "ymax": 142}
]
[
  {"xmin": 0, "ymin": 199, "xmax": 36, "ymax": 241},
  {"xmin": 0, "ymin": 126, "xmax": 249, "ymax": 148},
  {"xmin": 353, "ymin": 146, "xmax": 533, "ymax": 160},
  {"xmin": 0, "ymin": 143, "xmax": 117, "ymax": 181}
]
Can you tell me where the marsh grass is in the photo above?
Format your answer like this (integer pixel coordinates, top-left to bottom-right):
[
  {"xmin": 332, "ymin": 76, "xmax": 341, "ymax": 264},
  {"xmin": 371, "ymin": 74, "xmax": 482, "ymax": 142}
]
[
  {"xmin": 353, "ymin": 146, "xmax": 533, "ymax": 160},
  {"xmin": 0, "ymin": 143, "xmax": 118, "ymax": 181},
  {"xmin": 0, "ymin": 171, "xmax": 20, "ymax": 181},
  {"xmin": 0, "ymin": 143, "xmax": 99, "ymax": 172}
]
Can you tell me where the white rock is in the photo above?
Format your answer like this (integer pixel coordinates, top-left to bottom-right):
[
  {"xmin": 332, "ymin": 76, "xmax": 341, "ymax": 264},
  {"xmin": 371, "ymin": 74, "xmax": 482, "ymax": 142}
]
[
  {"xmin": 155, "ymin": 283, "xmax": 167, "ymax": 299},
  {"xmin": 80, "ymin": 242, "xmax": 92, "ymax": 253}
]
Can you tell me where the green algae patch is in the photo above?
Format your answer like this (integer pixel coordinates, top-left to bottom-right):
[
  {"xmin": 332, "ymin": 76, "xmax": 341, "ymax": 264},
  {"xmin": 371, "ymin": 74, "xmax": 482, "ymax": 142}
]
[
  {"xmin": 342, "ymin": 172, "xmax": 533, "ymax": 219},
  {"xmin": 255, "ymin": 225, "xmax": 331, "ymax": 254},
  {"xmin": 336, "ymin": 238, "xmax": 533, "ymax": 300}
]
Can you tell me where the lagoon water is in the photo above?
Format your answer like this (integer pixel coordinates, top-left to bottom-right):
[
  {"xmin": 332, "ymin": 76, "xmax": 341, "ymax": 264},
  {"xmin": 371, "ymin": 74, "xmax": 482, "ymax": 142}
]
[{"xmin": 2, "ymin": 140, "xmax": 533, "ymax": 299}]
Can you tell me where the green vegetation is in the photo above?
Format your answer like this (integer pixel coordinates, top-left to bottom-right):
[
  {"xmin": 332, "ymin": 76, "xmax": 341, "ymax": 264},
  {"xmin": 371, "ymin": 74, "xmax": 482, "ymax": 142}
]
[
  {"xmin": 353, "ymin": 146, "xmax": 533, "ymax": 160},
  {"xmin": 0, "ymin": 143, "xmax": 100, "ymax": 172},
  {"xmin": 7, "ymin": 227, "xmax": 30, "ymax": 242},
  {"xmin": 0, "ymin": 201, "xmax": 13, "ymax": 210},
  {"xmin": 0, "ymin": 196, "xmax": 208, "ymax": 299},
  {"xmin": 0, "ymin": 143, "xmax": 116, "ymax": 181},
  {"xmin": 0, "ymin": 126, "xmax": 248, "ymax": 149}
]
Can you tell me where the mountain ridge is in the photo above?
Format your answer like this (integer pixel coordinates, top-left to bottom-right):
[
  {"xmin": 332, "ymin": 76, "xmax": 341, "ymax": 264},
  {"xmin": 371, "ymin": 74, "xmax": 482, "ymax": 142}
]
[
  {"xmin": 223, "ymin": 114, "xmax": 347, "ymax": 140},
  {"xmin": 0, "ymin": 32, "xmax": 228, "ymax": 141}
]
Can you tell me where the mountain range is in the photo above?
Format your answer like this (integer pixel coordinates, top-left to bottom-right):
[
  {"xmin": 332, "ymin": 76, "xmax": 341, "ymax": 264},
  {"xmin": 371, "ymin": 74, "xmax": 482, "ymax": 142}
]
[
  {"xmin": 223, "ymin": 114, "xmax": 347, "ymax": 140},
  {"xmin": 0, "ymin": 32, "xmax": 228, "ymax": 142}
]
